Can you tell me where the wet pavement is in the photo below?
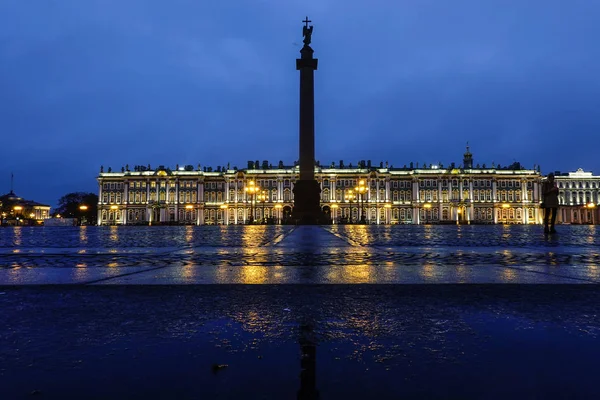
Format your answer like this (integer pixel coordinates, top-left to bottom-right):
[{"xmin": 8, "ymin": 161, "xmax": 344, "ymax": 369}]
[
  {"xmin": 1, "ymin": 285, "xmax": 600, "ymax": 399},
  {"xmin": 0, "ymin": 225, "xmax": 599, "ymax": 284},
  {"xmin": 2, "ymin": 226, "xmax": 600, "ymax": 399}
]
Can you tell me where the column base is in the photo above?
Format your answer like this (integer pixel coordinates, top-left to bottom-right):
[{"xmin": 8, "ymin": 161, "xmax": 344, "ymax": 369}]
[{"xmin": 292, "ymin": 180, "xmax": 329, "ymax": 225}]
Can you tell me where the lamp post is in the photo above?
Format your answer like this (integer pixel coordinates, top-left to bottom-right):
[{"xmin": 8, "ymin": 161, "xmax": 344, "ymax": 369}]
[
  {"xmin": 244, "ymin": 180, "xmax": 260, "ymax": 224},
  {"xmin": 384, "ymin": 203, "xmax": 391, "ymax": 224},
  {"xmin": 220, "ymin": 204, "xmax": 228, "ymax": 225},
  {"xmin": 355, "ymin": 180, "xmax": 367, "ymax": 223},
  {"xmin": 345, "ymin": 190, "xmax": 356, "ymax": 223},
  {"xmin": 258, "ymin": 191, "xmax": 268, "ymax": 224},
  {"xmin": 501, "ymin": 203, "xmax": 510, "ymax": 225},
  {"xmin": 275, "ymin": 204, "xmax": 282, "ymax": 225},
  {"xmin": 79, "ymin": 205, "xmax": 88, "ymax": 226},
  {"xmin": 423, "ymin": 202, "xmax": 432, "ymax": 224},
  {"xmin": 331, "ymin": 203, "xmax": 338, "ymax": 224},
  {"xmin": 586, "ymin": 203, "xmax": 596, "ymax": 225}
]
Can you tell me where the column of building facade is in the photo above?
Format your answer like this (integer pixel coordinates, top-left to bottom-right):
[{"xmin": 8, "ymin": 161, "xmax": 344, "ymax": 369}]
[
  {"xmin": 412, "ymin": 178, "xmax": 419, "ymax": 224},
  {"xmin": 492, "ymin": 179, "xmax": 498, "ymax": 223},
  {"xmin": 196, "ymin": 181, "xmax": 202, "ymax": 225},
  {"xmin": 97, "ymin": 182, "xmax": 103, "ymax": 225},
  {"xmin": 374, "ymin": 179, "xmax": 379, "ymax": 224},
  {"xmin": 533, "ymin": 180, "xmax": 540, "ymax": 223},
  {"xmin": 468, "ymin": 179, "xmax": 474, "ymax": 223}
]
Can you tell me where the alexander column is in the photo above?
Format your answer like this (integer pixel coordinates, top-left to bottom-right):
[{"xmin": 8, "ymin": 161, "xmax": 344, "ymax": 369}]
[{"xmin": 292, "ymin": 17, "xmax": 325, "ymax": 224}]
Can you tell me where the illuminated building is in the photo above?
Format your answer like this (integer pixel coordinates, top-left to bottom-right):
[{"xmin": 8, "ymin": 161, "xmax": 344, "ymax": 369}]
[
  {"xmin": 0, "ymin": 190, "xmax": 51, "ymax": 225},
  {"xmin": 555, "ymin": 169, "xmax": 600, "ymax": 224},
  {"xmin": 96, "ymin": 147, "xmax": 560, "ymax": 226}
]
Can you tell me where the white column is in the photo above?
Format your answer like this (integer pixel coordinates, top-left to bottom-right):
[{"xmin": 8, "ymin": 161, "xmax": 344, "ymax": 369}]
[
  {"xmin": 97, "ymin": 182, "xmax": 103, "ymax": 225},
  {"xmin": 175, "ymin": 179, "xmax": 179, "ymax": 222},
  {"xmin": 385, "ymin": 179, "xmax": 390, "ymax": 202}
]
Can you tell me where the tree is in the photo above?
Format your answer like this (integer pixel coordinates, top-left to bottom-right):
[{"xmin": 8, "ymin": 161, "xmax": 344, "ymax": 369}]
[{"xmin": 54, "ymin": 192, "xmax": 98, "ymax": 225}]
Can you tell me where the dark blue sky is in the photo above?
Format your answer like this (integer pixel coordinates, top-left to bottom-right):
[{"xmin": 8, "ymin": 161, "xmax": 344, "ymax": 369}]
[{"xmin": 1, "ymin": 0, "xmax": 599, "ymax": 207}]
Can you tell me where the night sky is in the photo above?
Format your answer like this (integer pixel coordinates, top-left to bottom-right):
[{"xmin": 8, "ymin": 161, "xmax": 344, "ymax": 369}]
[{"xmin": 1, "ymin": 0, "xmax": 599, "ymax": 207}]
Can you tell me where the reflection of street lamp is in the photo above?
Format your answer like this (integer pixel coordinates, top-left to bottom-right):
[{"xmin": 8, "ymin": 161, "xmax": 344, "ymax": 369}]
[
  {"xmin": 345, "ymin": 190, "xmax": 356, "ymax": 223},
  {"xmin": 275, "ymin": 204, "xmax": 282, "ymax": 225},
  {"xmin": 244, "ymin": 180, "xmax": 260, "ymax": 224},
  {"xmin": 355, "ymin": 180, "xmax": 366, "ymax": 223}
]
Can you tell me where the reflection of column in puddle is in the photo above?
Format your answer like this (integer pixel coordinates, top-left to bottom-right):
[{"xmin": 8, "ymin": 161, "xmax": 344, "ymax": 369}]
[{"xmin": 297, "ymin": 323, "xmax": 319, "ymax": 400}]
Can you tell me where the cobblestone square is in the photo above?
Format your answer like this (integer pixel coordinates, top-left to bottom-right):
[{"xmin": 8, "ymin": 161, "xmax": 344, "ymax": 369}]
[{"xmin": 1, "ymin": 225, "xmax": 598, "ymax": 285}]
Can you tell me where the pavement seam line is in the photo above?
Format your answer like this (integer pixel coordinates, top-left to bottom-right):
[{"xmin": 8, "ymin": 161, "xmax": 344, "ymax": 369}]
[
  {"xmin": 492, "ymin": 264, "xmax": 600, "ymax": 284},
  {"xmin": 82, "ymin": 264, "xmax": 175, "ymax": 285}
]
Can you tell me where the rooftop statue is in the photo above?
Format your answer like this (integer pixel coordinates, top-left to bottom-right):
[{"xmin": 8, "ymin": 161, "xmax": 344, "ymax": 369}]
[{"xmin": 302, "ymin": 16, "xmax": 313, "ymax": 45}]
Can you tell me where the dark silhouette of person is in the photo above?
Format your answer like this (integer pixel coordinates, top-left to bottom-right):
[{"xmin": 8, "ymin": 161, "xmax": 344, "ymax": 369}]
[{"xmin": 542, "ymin": 172, "xmax": 559, "ymax": 234}]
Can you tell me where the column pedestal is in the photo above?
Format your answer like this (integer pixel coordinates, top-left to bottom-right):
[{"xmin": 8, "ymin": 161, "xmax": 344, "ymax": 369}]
[{"xmin": 292, "ymin": 180, "xmax": 326, "ymax": 224}]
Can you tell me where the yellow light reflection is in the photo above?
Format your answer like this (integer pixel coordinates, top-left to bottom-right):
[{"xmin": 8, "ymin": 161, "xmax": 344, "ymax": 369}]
[
  {"xmin": 181, "ymin": 260, "xmax": 195, "ymax": 279},
  {"xmin": 420, "ymin": 262, "xmax": 435, "ymax": 280},
  {"xmin": 502, "ymin": 268, "xmax": 517, "ymax": 282},
  {"xmin": 185, "ymin": 225, "xmax": 194, "ymax": 244},
  {"xmin": 240, "ymin": 265, "xmax": 268, "ymax": 284},
  {"xmin": 79, "ymin": 226, "xmax": 88, "ymax": 244},
  {"xmin": 107, "ymin": 262, "xmax": 119, "ymax": 268},
  {"xmin": 109, "ymin": 226, "xmax": 119, "ymax": 242},
  {"xmin": 14, "ymin": 226, "xmax": 22, "ymax": 246}
]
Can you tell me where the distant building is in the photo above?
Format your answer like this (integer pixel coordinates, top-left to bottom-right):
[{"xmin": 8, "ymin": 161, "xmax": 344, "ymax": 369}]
[
  {"xmin": 97, "ymin": 148, "xmax": 551, "ymax": 225},
  {"xmin": 0, "ymin": 190, "xmax": 51, "ymax": 226},
  {"xmin": 555, "ymin": 169, "xmax": 600, "ymax": 224}
]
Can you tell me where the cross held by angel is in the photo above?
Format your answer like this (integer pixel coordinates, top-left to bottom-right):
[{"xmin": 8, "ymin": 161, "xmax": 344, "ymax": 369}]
[{"xmin": 302, "ymin": 16, "xmax": 313, "ymax": 45}]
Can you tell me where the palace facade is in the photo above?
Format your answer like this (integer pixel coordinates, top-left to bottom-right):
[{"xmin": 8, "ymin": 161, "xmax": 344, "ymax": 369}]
[
  {"xmin": 97, "ymin": 148, "xmax": 578, "ymax": 226},
  {"xmin": 556, "ymin": 169, "xmax": 600, "ymax": 224}
]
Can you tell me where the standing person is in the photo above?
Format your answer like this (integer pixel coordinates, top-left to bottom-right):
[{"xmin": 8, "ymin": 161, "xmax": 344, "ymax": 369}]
[{"xmin": 542, "ymin": 173, "xmax": 559, "ymax": 234}]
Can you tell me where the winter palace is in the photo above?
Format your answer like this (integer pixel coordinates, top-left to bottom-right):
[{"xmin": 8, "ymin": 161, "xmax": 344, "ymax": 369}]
[{"xmin": 97, "ymin": 148, "xmax": 599, "ymax": 226}]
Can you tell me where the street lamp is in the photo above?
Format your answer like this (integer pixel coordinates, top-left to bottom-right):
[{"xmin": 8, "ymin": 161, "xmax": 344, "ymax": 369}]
[
  {"xmin": 220, "ymin": 204, "xmax": 228, "ymax": 225},
  {"xmin": 244, "ymin": 180, "xmax": 260, "ymax": 224},
  {"xmin": 384, "ymin": 203, "xmax": 391, "ymax": 225},
  {"xmin": 257, "ymin": 190, "xmax": 268, "ymax": 224},
  {"xmin": 79, "ymin": 204, "xmax": 88, "ymax": 226},
  {"xmin": 355, "ymin": 180, "xmax": 367, "ymax": 223},
  {"xmin": 275, "ymin": 204, "xmax": 282, "ymax": 225},
  {"xmin": 345, "ymin": 190, "xmax": 356, "ymax": 223},
  {"xmin": 331, "ymin": 203, "xmax": 339, "ymax": 224},
  {"xmin": 586, "ymin": 203, "xmax": 596, "ymax": 224},
  {"xmin": 501, "ymin": 203, "xmax": 510, "ymax": 225}
]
